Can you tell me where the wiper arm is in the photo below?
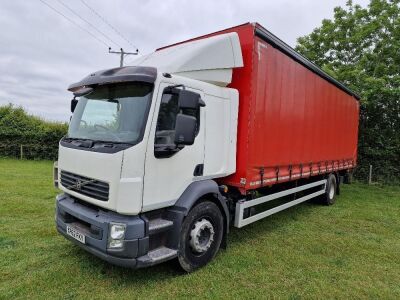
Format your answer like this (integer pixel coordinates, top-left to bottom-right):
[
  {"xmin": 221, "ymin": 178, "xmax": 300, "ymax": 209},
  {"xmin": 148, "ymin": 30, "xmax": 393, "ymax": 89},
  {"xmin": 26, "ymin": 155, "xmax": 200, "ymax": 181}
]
[
  {"xmin": 63, "ymin": 137, "xmax": 91, "ymax": 142},
  {"xmin": 63, "ymin": 137, "xmax": 93, "ymax": 148},
  {"xmin": 91, "ymin": 139, "xmax": 133, "ymax": 146},
  {"xmin": 63, "ymin": 137, "xmax": 133, "ymax": 147}
]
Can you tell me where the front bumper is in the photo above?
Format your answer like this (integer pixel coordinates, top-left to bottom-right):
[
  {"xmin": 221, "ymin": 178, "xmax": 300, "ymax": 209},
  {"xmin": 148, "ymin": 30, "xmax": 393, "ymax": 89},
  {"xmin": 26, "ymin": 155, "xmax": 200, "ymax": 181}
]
[{"xmin": 56, "ymin": 193, "xmax": 149, "ymax": 268}]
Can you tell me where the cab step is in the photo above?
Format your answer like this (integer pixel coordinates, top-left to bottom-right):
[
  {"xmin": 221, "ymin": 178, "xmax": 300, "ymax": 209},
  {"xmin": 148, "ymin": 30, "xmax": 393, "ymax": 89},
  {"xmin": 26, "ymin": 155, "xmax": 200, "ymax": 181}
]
[
  {"xmin": 148, "ymin": 218, "xmax": 173, "ymax": 234},
  {"xmin": 137, "ymin": 247, "xmax": 178, "ymax": 267}
]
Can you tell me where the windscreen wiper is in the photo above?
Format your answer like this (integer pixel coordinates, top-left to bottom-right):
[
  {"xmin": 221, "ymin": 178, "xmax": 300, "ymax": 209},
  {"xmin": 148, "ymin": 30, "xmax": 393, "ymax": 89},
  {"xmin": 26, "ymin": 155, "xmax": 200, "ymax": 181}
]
[
  {"xmin": 63, "ymin": 137, "xmax": 132, "ymax": 147},
  {"xmin": 91, "ymin": 140, "xmax": 133, "ymax": 146},
  {"xmin": 63, "ymin": 137, "xmax": 93, "ymax": 148}
]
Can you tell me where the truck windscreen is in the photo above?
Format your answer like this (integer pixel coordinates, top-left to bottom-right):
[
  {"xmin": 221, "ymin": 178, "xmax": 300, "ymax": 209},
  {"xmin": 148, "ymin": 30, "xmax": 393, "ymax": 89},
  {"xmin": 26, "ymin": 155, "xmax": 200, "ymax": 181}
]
[{"xmin": 67, "ymin": 83, "xmax": 153, "ymax": 144}]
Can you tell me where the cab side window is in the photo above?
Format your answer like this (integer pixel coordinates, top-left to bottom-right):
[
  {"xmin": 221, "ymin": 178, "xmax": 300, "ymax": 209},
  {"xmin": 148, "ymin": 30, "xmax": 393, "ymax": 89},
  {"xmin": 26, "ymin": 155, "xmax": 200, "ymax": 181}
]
[
  {"xmin": 155, "ymin": 88, "xmax": 200, "ymax": 146},
  {"xmin": 155, "ymin": 92, "xmax": 180, "ymax": 145}
]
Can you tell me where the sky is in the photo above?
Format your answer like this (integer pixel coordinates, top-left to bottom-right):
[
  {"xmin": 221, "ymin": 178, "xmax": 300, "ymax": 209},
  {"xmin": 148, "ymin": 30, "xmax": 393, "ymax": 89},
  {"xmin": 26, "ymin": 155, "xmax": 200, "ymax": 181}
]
[{"xmin": 0, "ymin": 0, "xmax": 369, "ymax": 122}]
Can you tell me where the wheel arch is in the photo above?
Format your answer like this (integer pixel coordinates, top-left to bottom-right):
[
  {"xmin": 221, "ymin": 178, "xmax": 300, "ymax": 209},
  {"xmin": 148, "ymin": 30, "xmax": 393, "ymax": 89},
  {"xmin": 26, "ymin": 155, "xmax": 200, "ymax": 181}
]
[{"xmin": 173, "ymin": 180, "xmax": 229, "ymax": 248}]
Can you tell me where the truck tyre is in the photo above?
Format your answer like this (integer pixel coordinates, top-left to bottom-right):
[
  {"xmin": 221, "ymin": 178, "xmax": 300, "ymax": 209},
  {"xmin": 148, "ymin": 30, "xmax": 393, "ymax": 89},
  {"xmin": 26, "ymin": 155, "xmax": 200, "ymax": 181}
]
[
  {"xmin": 322, "ymin": 174, "xmax": 337, "ymax": 205},
  {"xmin": 178, "ymin": 201, "xmax": 223, "ymax": 272}
]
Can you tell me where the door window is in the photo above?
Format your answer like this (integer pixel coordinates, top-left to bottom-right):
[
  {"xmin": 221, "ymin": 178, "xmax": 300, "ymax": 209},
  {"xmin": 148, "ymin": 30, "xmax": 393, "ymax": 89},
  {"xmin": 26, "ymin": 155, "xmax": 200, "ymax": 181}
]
[
  {"xmin": 155, "ymin": 88, "xmax": 200, "ymax": 146},
  {"xmin": 155, "ymin": 92, "xmax": 180, "ymax": 145}
]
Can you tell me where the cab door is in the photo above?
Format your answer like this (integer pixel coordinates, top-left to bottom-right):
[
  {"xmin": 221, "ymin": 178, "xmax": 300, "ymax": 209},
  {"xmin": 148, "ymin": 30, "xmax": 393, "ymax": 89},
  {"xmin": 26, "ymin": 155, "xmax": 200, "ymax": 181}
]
[{"xmin": 142, "ymin": 82, "xmax": 205, "ymax": 212}]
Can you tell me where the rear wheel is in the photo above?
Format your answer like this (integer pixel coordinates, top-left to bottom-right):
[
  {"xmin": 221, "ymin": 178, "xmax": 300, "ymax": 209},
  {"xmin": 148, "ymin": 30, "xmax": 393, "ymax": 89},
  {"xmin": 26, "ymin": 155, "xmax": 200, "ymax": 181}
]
[
  {"xmin": 178, "ymin": 201, "xmax": 223, "ymax": 272},
  {"xmin": 321, "ymin": 174, "xmax": 337, "ymax": 205}
]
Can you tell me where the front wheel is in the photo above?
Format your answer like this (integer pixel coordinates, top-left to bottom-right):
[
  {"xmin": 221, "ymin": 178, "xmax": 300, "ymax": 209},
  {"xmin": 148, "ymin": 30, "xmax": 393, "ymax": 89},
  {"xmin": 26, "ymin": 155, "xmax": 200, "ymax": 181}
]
[{"xmin": 178, "ymin": 201, "xmax": 224, "ymax": 272}]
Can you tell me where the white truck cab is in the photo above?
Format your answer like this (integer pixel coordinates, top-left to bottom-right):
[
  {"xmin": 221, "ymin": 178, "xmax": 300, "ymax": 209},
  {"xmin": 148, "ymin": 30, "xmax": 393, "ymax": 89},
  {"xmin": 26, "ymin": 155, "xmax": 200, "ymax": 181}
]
[{"xmin": 55, "ymin": 33, "xmax": 241, "ymax": 271}]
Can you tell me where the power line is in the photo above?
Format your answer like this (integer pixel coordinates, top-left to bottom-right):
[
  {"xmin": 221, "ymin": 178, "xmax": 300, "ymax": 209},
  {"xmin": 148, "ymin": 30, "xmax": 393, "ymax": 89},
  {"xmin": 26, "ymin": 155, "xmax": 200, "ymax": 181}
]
[
  {"xmin": 55, "ymin": 0, "xmax": 123, "ymax": 48},
  {"xmin": 125, "ymin": 55, "xmax": 141, "ymax": 65},
  {"xmin": 79, "ymin": 0, "xmax": 138, "ymax": 52},
  {"xmin": 38, "ymin": 0, "xmax": 109, "ymax": 48}
]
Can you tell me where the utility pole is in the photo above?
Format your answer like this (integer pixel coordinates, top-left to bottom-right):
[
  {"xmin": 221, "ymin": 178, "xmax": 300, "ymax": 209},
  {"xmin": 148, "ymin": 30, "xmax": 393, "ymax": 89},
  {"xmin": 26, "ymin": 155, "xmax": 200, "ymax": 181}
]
[{"xmin": 108, "ymin": 47, "xmax": 138, "ymax": 67}]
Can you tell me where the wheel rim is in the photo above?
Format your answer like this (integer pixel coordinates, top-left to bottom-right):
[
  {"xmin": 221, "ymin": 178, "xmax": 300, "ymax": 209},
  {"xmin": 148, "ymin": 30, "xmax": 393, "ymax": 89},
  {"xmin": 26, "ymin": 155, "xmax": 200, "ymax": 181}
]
[
  {"xmin": 329, "ymin": 183, "xmax": 335, "ymax": 199},
  {"xmin": 189, "ymin": 218, "xmax": 215, "ymax": 254}
]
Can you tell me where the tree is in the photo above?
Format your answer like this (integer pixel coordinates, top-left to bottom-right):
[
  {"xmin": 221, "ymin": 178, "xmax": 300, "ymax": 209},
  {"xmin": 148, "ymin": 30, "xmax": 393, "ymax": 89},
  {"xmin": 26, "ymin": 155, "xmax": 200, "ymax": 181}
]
[{"xmin": 296, "ymin": 0, "xmax": 400, "ymax": 182}]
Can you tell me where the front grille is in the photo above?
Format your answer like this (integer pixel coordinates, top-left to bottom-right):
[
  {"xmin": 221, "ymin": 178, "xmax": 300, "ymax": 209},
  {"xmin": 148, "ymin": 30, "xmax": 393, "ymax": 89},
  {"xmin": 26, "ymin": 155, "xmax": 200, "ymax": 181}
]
[{"xmin": 60, "ymin": 170, "xmax": 109, "ymax": 201}]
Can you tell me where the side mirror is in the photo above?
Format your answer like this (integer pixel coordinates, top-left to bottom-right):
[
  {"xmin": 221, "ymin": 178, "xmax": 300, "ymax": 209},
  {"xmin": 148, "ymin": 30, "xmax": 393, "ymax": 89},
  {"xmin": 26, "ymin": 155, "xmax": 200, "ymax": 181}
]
[
  {"xmin": 178, "ymin": 90, "xmax": 205, "ymax": 109},
  {"xmin": 71, "ymin": 98, "xmax": 78, "ymax": 113},
  {"xmin": 174, "ymin": 114, "xmax": 197, "ymax": 145}
]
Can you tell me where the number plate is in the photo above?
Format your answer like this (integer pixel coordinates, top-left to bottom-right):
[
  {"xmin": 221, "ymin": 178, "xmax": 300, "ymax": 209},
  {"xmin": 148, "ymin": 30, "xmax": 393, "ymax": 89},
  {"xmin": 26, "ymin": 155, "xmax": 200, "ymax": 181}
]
[{"xmin": 66, "ymin": 225, "xmax": 85, "ymax": 244}]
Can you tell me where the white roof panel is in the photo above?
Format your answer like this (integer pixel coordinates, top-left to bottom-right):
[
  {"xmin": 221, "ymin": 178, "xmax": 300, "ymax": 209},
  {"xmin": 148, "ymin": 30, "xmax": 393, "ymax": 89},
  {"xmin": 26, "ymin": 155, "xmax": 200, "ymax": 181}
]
[{"xmin": 130, "ymin": 32, "xmax": 243, "ymax": 86}]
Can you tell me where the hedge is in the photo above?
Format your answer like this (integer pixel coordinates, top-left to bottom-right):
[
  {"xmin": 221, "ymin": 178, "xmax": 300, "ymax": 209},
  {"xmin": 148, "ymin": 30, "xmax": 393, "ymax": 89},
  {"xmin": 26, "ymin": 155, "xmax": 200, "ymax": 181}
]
[{"xmin": 0, "ymin": 104, "xmax": 67, "ymax": 160}]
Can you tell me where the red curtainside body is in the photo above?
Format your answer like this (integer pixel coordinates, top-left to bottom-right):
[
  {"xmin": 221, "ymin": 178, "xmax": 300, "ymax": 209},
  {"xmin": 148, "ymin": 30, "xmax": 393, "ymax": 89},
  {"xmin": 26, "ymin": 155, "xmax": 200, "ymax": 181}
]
[{"xmin": 161, "ymin": 23, "xmax": 360, "ymax": 194}]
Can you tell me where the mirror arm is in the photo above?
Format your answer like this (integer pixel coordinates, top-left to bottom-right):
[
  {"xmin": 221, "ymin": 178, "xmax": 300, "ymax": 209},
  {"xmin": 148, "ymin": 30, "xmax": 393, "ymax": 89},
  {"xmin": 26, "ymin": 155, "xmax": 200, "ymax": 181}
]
[
  {"xmin": 169, "ymin": 84, "xmax": 185, "ymax": 90},
  {"xmin": 164, "ymin": 84, "xmax": 185, "ymax": 95}
]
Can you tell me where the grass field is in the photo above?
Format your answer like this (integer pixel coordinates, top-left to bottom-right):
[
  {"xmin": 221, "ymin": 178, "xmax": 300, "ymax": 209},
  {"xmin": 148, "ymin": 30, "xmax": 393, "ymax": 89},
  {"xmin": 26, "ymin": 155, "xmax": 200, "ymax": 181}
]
[{"xmin": 1, "ymin": 158, "xmax": 400, "ymax": 299}]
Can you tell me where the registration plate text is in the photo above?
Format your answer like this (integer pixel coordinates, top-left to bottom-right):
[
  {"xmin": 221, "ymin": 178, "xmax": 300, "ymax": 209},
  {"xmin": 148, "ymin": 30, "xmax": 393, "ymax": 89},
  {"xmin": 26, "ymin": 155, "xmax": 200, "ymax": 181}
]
[{"xmin": 66, "ymin": 225, "xmax": 85, "ymax": 244}]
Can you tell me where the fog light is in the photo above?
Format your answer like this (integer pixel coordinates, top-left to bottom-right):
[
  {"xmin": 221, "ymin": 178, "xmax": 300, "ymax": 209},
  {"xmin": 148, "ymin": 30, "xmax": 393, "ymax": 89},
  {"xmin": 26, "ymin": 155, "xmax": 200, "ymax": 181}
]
[
  {"xmin": 110, "ymin": 223, "xmax": 126, "ymax": 240},
  {"xmin": 108, "ymin": 239, "xmax": 124, "ymax": 249}
]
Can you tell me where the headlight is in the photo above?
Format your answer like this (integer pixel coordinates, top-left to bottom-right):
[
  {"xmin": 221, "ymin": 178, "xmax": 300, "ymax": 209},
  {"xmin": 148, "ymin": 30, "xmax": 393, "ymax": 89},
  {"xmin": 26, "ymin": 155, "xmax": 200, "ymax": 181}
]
[
  {"xmin": 110, "ymin": 223, "xmax": 126, "ymax": 240},
  {"xmin": 108, "ymin": 223, "xmax": 126, "ymax": 249}
]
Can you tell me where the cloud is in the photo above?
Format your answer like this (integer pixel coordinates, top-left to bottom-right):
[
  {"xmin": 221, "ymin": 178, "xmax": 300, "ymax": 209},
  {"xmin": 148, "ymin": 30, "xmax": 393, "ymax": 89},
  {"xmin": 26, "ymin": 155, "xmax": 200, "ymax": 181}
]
[{"xmin": 0, "ymin": 0, "xmax": 369, "ymax": 121}]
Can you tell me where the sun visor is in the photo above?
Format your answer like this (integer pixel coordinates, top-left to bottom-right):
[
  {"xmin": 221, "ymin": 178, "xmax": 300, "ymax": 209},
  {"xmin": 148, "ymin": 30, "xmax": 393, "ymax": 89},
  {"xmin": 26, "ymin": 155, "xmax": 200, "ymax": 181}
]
[{"xmin": 68, "ymin": 66, "xmax": 157, "ymax": 92}]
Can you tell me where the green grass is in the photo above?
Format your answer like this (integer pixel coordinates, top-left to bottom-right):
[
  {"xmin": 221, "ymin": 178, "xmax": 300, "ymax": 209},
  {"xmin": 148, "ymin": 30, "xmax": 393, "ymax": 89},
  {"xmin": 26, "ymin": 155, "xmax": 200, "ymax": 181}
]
[{"xmin": 1, "ymin": 158, "xmax": 399, "ymax": 299}]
